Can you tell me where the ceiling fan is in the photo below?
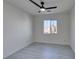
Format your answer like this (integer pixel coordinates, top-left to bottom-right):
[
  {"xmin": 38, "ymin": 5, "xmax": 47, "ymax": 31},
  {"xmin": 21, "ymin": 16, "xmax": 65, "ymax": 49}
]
[{"xmin": 28, "ymin": 0, "xmax": 57, "ymax": 13}]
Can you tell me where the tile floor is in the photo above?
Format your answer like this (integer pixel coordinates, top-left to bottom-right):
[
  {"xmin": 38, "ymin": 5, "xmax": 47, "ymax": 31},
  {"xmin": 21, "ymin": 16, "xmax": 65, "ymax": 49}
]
[{"xmin": 5, "ymin": 42, "xmax": 75, "ymax": 59}]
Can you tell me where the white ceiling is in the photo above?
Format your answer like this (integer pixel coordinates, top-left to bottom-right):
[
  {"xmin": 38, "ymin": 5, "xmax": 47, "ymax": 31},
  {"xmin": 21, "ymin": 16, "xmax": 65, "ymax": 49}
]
[{"xmin": 4, "ymin": 0, "xmax": 74, "ymax": 15}]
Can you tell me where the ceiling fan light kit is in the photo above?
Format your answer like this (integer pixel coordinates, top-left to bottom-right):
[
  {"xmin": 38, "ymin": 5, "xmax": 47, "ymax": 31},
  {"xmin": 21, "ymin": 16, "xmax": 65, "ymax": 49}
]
[
  {"xmin": 28, "ymin": 0, "xmax": 57, "ymax": 13},
  {"xmin": 40, "ymin": 8, "xmax": 45, "ymax": 11}
]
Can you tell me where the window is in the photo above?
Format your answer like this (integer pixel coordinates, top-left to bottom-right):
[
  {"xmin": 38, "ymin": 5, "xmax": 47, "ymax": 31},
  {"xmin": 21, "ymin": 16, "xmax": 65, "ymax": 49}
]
[{"xmin": 44, "ymin": 20, "xmax": 57, "ymax": 34}]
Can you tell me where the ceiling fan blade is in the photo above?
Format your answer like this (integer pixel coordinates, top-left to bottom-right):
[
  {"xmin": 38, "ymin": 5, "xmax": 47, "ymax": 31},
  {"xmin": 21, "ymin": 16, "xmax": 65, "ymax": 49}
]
[
  {"xmin": 47, "ymin": 10, "xmax": 51, "ymax": 12},
  {"xmin": 45, "ymin": 6, "xmax": 57, "ymax": 9},
  {"xmin": 29, "ymin": 0, "xmax": 41, "ymax": 8},
  {"xmin": 38, "ymin": 10, "xmax": 41, "ymax": 13}
]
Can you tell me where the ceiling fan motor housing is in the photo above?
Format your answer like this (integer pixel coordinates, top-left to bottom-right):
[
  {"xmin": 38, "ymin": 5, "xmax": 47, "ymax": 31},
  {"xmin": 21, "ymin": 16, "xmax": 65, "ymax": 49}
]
[{"xmin": 41, "ymin": 2, "xmax": 45, "ymax": 8}]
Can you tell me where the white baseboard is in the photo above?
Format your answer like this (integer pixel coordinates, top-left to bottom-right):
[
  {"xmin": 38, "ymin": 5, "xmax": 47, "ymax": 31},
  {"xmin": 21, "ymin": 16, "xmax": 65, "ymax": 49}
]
[{"xmin": 34, "ymin": 41, "xmax": 69, "ymax": 46}]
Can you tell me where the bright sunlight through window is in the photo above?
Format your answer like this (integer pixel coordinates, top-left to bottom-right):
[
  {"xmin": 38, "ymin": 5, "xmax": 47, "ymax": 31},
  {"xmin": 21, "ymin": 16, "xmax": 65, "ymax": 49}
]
[{"xmin": 44, "ymin": 20, "xmax": 57, "ymax": 34}]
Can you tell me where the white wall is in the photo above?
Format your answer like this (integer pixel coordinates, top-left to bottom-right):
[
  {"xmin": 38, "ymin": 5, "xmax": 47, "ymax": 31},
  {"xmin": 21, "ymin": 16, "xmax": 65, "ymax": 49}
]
[
  {"xmin": 70, "ymin": 7, "xmax": 75, "ymax": 52},
  {"xmin": 3, "ymin": 1, "xmax": 33, "ymax": 58},
  {"xmin": 34, "ymin": 13, "xmax": 70, "ymax": 45}
]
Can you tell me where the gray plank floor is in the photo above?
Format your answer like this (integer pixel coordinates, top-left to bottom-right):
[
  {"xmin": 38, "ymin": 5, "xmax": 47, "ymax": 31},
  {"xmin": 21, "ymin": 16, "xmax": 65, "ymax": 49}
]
[{"xmin": 5, "ymin": 42, "xmax": 75, "ymax": 59}]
